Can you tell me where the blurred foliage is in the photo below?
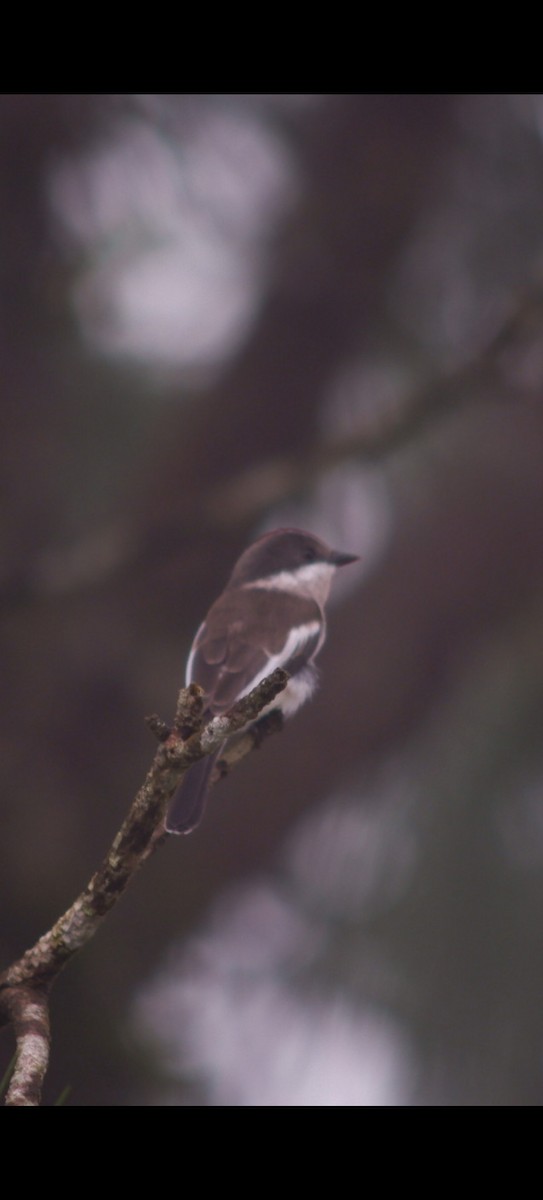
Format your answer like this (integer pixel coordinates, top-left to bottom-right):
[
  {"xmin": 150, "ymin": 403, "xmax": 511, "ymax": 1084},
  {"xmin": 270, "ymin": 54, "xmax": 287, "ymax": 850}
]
[{"xmin": 2, "ymin": 94, "xmax": 543, "ymax": 1105}]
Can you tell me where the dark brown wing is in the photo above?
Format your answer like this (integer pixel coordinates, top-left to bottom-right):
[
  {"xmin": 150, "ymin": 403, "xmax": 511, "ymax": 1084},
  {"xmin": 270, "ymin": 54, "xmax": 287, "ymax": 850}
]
[{"xmin": 186, "ymin": 587, "xmax": 322, "ymax": 713}]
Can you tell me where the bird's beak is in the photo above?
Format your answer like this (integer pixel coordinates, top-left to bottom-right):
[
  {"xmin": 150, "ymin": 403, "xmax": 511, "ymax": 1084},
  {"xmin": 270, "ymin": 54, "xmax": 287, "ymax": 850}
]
[{"xmin": 328, "ymin": 549, "xmax": 360, "ymax": 567}]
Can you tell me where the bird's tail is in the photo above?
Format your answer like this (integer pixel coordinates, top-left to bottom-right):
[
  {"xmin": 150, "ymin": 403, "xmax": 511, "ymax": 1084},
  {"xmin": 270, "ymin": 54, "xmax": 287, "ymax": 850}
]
[{"xmin": 165, "ymin": 751, "xmax": 219, "ymax": 835}]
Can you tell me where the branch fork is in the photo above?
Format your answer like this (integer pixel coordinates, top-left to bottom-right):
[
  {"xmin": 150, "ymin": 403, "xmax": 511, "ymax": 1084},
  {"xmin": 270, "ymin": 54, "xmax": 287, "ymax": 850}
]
[{"xmin": 0, "ymin": 667, "xmax": 288, "ymax": 1106}]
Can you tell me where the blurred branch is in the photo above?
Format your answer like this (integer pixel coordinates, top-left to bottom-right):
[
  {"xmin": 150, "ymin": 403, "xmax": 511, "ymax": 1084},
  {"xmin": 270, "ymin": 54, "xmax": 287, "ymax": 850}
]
[
  {"xmin": 215, "ymin": 708, "xmax": 284, "ymax": 781},
  {"xmin": 208, "ymin": 283, "xmax": 543, "ymax": 523},
  {"xmin": 0, "ymin": 667, "xmax": 288, "ymax": 1106},
  {"xmin": 4, "ymin": 281, "xmax": 543, "ymax": 608}
]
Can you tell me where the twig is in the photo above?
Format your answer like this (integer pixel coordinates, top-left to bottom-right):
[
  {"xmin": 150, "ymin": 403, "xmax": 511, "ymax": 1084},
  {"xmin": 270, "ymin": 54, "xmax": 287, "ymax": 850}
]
[
  {"xmin": 215, "ymin": 709, "xmax": 284, "ymax": 780},
  {"xmin": 0, "ymin": 667, "xmax": 288, "ymax": 1106}
]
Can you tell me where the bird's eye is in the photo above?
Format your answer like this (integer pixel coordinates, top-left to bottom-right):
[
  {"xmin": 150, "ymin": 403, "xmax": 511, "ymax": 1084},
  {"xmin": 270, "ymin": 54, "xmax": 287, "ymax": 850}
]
[{"xmin": 303, "ymin": 547, "xmax": 317, "ymax": 563}]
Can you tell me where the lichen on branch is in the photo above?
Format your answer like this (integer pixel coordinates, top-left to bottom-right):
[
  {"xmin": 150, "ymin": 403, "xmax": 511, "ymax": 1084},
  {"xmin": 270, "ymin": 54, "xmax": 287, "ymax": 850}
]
[{"xmin": 0, "ymin": 667, "xmax": 288, "ymax": 1106}]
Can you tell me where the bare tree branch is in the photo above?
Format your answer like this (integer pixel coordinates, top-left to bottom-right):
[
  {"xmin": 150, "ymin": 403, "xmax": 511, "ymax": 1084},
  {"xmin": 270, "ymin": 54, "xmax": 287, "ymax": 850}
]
[
  {"xmin": 0, "ymin": 667, "xmax": 288, "ymax": 1106},
  {"xmin": 215, "ymin": 709, "xmax": 284, "ymax": 780},
  {"xmin": 2, "ymin": 987, "xmax": 50, "ymax": 1107}
]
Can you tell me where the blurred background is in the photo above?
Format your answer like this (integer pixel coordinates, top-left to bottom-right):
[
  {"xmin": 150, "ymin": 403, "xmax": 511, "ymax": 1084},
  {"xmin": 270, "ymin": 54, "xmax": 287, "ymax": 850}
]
[{"xmin": 2, "ymin": 93, "xmax": 543, "ymax": 1105}]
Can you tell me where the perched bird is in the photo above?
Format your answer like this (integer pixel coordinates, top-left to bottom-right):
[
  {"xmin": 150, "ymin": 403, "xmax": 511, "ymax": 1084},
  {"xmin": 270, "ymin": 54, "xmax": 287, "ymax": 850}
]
[{"xmin": 166, "ymin": 528, "xmax": 358, "ymax": 834}]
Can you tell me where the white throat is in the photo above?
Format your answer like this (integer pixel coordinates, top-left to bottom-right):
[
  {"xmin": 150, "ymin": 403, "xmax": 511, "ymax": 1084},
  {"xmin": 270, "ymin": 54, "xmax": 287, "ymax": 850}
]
[{"xmin": 246, "ymin": 562, "xmax": 336, "ymax": 608}]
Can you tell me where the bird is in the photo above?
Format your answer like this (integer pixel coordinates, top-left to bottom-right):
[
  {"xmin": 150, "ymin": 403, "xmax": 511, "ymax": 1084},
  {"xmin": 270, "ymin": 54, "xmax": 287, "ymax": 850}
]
[{"xmin": 165, "ymin": 528, "xmax": 359, "ymax": 834}]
